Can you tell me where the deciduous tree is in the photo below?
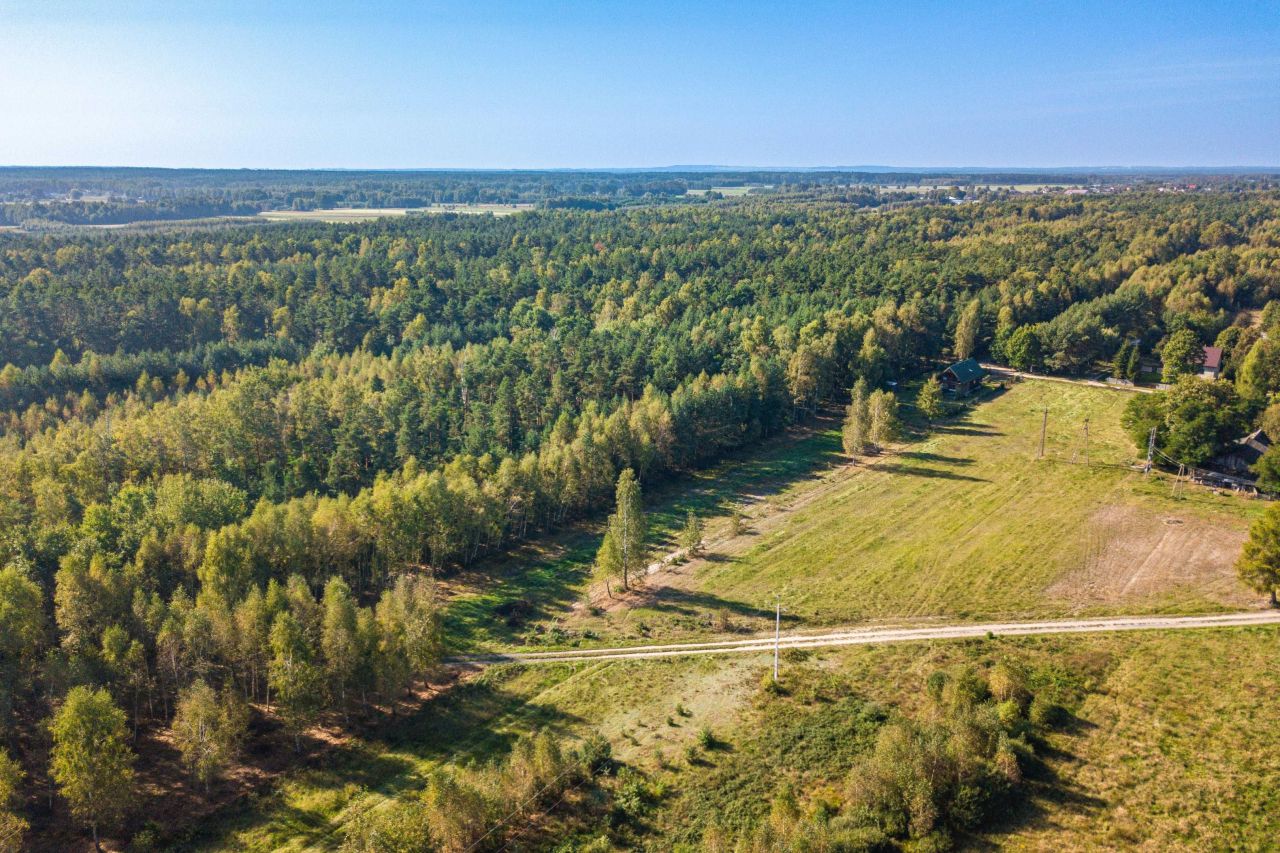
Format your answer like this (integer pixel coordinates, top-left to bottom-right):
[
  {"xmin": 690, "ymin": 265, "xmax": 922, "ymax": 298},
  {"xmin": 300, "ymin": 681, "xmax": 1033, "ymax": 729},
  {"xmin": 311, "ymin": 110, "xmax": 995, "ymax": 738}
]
[
  {"xmin": 1160, "ymin": 328, "xmax": 1203, "ymax": 382},
  {"xmin": 49, "ymin": 686, "xmax": 136, "ymax": 852},
  {"xmin": 172, "ymin": 679, "xmax": 248, "ymax": 791},
  {"xmin": 1239, "ymin": 502, "xmax": 1280, "ymax": 606},
  {"xmin": 868, "ymin": 390, "xmax": 901, "ymax": 450},
  {"xmin": 0, "ymin": 748, "xmax": 26, "ymax": 853},
  {"xmin": 842, "ymin": 378, "xmax": 870, "ymax": 458},
  {"xmin": 954, "ymin": 299, "xmax": 981, "ymax": 361},
  {"xmin": 605, "ymin": 469, "xmax": 647, "ymax": 590}
]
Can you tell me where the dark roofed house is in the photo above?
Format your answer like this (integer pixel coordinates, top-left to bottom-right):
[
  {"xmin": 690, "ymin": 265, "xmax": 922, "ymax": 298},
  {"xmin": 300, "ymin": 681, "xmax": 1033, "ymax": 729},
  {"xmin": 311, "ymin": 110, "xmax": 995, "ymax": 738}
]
[
  {"xmin": 1210, "ymin": 428, "xmax": 1271, "ymax": 476},
  {"xmin": 1201, "ymin": 345, "xmax": 1223, "ymax": 380},
  {"xmin": 940, "ymin": 358, "xmax": 986, "ymax": 397}
]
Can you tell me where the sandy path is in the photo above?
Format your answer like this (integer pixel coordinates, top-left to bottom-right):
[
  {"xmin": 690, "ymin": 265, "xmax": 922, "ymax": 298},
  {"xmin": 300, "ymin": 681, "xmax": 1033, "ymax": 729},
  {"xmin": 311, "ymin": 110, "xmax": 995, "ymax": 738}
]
[{"xmin": 448, "ymin": 610, "xmax": 1280, "ymax": 664}]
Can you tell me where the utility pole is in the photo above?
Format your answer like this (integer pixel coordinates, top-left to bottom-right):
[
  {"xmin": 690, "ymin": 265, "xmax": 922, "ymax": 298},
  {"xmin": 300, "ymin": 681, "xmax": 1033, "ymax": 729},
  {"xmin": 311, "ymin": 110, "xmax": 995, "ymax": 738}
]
[
  {"xmin": 1083, "ymin": 418, "xmax": 1090, "ymax": 466},
  {"xmin": 1145, "ymin": 426, "xmax": 1157, "ymax": 474},
  {"xmin": 773, "ymin": 598, "xmax": 781, "ymax": 682},
  {"xmin": 1038, "ymin": 408, "xmax": 1048, "ymax": 459}
]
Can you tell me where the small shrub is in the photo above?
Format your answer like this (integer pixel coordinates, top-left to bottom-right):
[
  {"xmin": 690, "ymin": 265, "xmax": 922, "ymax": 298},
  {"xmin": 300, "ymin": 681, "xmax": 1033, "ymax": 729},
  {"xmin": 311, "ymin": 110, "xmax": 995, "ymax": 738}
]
[
  {"xmin": 995, "ymin": 698, "xmax": 1022, "ymax": 729},
  {"xmin": 675, "ymin": 702, "xmax": 691, "ymax": 717},
  {"xmin": 760, "ymin": 671, "xmax": 787, "ymax": 696},
  {"xmin": 613, "ymin": 766, "xmax": 651, "ymax": 819},
  {"xmin": 1028, "ymin": 696, "xmax": 1066, "ymax": 728},
  {"xmin": 728, "ymin": 511, "xmax": 745, "ymax": 536},
  {"xmin": 989, "ymin": 661, "xmax": 1030, "ymax": 709},
  {"xmin": 579, "ymin": 733, "xmax": 614, "ymax": 776},
  {"xmin": 130, "ymin": 824, "xmax": 161, "ymax": 853},
  {"xmin": 697, "ymin": 726, "xmax": 716, "ymax": 750}
]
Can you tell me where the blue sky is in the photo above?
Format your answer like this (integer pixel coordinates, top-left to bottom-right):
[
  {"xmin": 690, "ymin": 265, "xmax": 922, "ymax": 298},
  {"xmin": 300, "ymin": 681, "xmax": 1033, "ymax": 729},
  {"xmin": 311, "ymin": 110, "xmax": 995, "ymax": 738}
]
[{"xmin": 2, "ymin": 0, "xmax": 1278, "ymax": 168}]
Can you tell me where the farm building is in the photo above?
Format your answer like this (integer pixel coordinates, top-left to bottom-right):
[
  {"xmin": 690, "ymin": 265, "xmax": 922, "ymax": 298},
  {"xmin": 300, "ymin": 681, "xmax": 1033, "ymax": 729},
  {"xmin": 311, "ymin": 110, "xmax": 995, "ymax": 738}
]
[
  {"xmin": 940, "ymin": 358, "xmax": 986, "ymax": 396},
  {"xmin": 1200, "ymin": 345, "xmax": 1223, "ymax": 379},
  {"xmin": 1210, "ymin": 428, "xmax": 1271, "ymax": 476}
]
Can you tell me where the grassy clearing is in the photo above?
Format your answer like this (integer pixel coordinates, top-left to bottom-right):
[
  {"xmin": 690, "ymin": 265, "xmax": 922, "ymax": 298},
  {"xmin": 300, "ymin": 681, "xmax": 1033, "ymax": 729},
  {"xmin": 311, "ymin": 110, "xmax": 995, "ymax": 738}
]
[
  {"xmin": 443, "ymin": 379, "xmax": 1261, "ymax": 657},
  {"xmin": 646, "ymin": 627, "xmax": 1280, "ymax": 850},
  {"xmin": 440, "ymin": 425, "xmax": 843, "ymax": 654},
  {"xmin": 556, "ymin": 380, "xmax": 1260, "ymax": 646}
]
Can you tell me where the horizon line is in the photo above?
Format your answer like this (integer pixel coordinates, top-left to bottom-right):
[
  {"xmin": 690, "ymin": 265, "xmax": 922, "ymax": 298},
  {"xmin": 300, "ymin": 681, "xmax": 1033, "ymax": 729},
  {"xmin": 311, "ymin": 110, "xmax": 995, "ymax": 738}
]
[{"xmin": 2, "ymin": 163, "xmax": 1279, "ymax": 175}]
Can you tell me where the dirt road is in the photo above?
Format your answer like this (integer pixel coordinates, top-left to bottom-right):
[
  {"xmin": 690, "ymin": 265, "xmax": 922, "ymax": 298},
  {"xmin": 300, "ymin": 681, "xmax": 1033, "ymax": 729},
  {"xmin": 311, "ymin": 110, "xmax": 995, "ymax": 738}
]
[
  {"xmin": 981, "ymin": 363, "xmax": 1155, "ymax": 393},
  {"xmin": 448, "ymin": 610, "xmax": 1280, "ymax": 665}
]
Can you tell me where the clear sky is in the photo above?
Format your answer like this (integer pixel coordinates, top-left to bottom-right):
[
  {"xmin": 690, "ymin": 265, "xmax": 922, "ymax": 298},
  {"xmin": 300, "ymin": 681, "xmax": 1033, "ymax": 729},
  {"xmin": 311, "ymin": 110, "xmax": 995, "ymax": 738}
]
[{"xmin": 2, "ymin": 0, "xmax": 1278, "ymax": 169}]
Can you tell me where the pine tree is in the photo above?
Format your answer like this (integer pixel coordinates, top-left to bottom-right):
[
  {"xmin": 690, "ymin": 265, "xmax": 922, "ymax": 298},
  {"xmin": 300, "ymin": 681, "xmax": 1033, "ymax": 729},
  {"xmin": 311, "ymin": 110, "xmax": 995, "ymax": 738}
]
[
  {"xmin": 917, "ymin": 376, "xmax": 943, "ymax": 424},
  {"xmin": 1111, "ymin": 341, "xmax": 1132, "ymax": 381},
  {"xmin": 1125, "ymin": 344, "xmax": 1141, "ymax": 382},
  {"xmin": 49, "ymin": 686, "xmax": 136, "ymax": 852},
  {"xmin": 842, "ymin": 379, "xmax": 870, "ymax": 458}
]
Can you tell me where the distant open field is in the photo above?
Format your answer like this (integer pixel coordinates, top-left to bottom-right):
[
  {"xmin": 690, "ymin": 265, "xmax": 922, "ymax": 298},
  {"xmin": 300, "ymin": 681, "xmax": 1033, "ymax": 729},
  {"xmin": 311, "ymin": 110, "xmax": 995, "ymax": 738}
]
[
  {"xmin": 879, "ymin": 183, "xmax": 1085, "ymax": 193},
  {"xmin": 257, "ymin": 203, "xmax": 534, "ymax": 223},
  {"xmin": 684, "ymin": 184, "xmax": 771, "ymax": 196}
]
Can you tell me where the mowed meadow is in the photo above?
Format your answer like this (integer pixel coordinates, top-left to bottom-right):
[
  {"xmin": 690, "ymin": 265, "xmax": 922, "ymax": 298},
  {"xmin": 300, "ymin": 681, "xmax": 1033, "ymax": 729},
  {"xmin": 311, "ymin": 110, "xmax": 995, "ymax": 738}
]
[
  {"xmin": 482, "ymin": 377, "xmax": 1263, "ymax": 653},
  {"xmin": 675, "ymin": 378, "xmax": 1257, "ymax": 623}
]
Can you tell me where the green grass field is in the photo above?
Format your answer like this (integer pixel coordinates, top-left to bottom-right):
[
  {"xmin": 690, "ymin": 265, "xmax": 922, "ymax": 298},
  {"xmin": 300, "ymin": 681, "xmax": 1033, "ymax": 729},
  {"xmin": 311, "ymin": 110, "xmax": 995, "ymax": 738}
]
[
  {"xmin": 475, "ymin": 379, "xmax": 1261, "ymax": 652},
  {"xmin": 184, "ymin": 379, "xmax": 1275, "ymax": 850},
  {"xmin": 670, "ymin": 380, "xmax": 1256, "ymax": 622}
]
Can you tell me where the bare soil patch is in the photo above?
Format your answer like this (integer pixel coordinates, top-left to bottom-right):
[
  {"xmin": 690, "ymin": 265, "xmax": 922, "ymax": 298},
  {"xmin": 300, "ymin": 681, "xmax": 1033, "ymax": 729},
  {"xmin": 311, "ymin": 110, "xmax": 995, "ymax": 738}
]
[{"xmin": 1049, "ymin": 504, "xmax": 1252, "ymax": 608}]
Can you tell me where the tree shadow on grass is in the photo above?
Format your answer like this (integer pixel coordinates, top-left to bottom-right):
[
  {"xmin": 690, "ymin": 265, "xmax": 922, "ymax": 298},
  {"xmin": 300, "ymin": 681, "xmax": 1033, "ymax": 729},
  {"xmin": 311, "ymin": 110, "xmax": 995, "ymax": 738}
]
[
  {"xmin": 934, "ymin": 424, "xmax": 1005, "ymax": 437},
  {"xmin": 897, "ymin": 450, "xmax": 977, "ymax": 466},
  {"xmin": 630, "ymin": 586, "xmax": 803, "ymax": 626},
  {"xmin": 871, "ymin": 462, "xmax": 991, "ymax": 483}
]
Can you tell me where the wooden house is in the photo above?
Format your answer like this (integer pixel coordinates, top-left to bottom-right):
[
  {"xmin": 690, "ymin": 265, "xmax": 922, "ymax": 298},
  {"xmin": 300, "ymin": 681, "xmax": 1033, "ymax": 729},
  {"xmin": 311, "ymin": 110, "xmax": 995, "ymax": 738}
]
[{"xmin": 940, "ymin": 358, "xmax": 986, "ymax": 396}]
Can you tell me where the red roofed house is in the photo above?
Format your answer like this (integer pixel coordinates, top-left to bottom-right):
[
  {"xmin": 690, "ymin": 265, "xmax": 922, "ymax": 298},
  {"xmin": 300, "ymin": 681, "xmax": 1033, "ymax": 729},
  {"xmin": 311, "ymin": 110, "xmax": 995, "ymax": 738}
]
[{"xmin": 1201, "ymin": 345, "xmax": 1223, "ymax": 380}]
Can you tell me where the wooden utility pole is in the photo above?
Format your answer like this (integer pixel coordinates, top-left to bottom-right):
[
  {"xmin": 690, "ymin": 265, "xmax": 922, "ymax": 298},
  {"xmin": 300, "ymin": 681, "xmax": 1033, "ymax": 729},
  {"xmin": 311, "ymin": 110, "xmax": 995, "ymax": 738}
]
[
  {"xmin": 773, "ymin": 598, "xmax": 782, "ymax": 682},
  {"xmin": 1039, "ymin": 409, "xmax": 1048, "ymax": 459},
  {"xmin": 1083, "ymin": 418, "xmax": 1090, "ymax": 466}
]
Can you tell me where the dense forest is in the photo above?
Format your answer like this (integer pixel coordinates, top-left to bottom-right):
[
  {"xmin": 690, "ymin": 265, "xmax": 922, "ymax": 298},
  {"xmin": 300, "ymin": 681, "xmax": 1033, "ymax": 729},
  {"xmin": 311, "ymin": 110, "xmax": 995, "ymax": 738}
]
[{"xmin": 2, "ymin": 187, "xmax": 1280, "ymax": 848}]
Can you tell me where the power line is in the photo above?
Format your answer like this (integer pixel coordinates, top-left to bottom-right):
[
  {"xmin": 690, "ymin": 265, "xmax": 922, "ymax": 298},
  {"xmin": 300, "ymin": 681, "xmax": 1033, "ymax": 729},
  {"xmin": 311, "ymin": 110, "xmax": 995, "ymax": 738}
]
[{"xmin": 464, "ymin": 764, "xmax": 585, "ymax": 852}]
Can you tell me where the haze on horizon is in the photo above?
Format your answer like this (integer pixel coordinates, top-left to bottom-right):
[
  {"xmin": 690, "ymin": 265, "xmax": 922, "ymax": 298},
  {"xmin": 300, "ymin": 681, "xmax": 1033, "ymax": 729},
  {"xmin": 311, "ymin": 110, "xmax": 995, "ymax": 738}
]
[{"xmin": 2, "ymin": 0, "xmax": 1279, "ymax": 170}]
